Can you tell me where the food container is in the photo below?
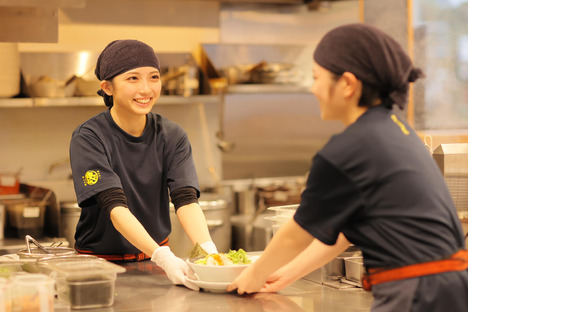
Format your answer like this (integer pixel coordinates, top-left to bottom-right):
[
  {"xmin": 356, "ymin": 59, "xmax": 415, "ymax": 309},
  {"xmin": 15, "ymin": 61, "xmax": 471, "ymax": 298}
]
[
  {"xmin": 10, "ymin": 273, "xmax": 55, "ymax": 312},
  {"xmin": 47, "ymin": 260, "xmax": 126, "ymax": 310},
  {"xmin": 344, "ymin": 257, "xmax": 364, "ymax": 284},
  {"xmin": 0, "ymin": 262, "xmax": 24, "ymax": 278},
  {"xmin": 35, "ymin": 254, "xmax": 102, "ymax": 275},
  {"xmin": 1, "ymin": 277, "xmax": 11, "ymax": 312},
  {"xmin": 4, "ymin": 199, "xmax": 47, "ymax": 238}
]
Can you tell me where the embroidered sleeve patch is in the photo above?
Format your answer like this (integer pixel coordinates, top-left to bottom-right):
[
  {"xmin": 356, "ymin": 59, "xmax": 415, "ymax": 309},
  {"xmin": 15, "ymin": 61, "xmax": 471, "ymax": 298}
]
[{"xmin": 82, "ymin": 170, "xmax": 101, "ymax": 186}]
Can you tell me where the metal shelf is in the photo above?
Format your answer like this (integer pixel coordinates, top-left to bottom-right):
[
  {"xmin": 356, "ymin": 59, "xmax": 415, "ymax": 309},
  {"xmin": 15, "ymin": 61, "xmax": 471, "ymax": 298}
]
[{"xmin": 0, "ymin": 95, "xmax": 219, "ymax": 108}]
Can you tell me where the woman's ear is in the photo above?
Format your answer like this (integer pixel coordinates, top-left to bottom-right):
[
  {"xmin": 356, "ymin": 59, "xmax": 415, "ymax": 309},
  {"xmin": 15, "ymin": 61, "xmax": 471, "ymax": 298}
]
[
  {"xmin": 100, "ymin": 80, "xmax": 113, "ymax": 96},
  {"xmin": 341, "ymin": 72, "xmax": 362, "ymax": 99}
]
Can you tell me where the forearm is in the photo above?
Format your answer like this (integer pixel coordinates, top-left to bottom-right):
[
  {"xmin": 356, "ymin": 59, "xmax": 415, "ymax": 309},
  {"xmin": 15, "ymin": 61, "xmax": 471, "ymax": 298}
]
[
  {"xmin": 176, "ymin": 202, "xmax": 213, "ymax": 245},
  {"xmin": 278, "ymin": 233, "xmax": 352, "ymax": 281},
  {"xmin": 110, "ymin": 206, "xmax": 160, "ymax": 256},
  {"xmin": 249, "ymin": 220, "xmax": 314, "ymax": 280}
]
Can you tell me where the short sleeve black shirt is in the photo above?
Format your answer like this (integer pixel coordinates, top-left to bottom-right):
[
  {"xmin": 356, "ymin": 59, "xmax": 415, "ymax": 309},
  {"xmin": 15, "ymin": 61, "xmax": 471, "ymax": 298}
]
[
  {"xmin": 69, "ymin": 109, "xmax": 199, "ymax": 254},
  {"xmin": 294, "ymin": 105, "xmax": 465, "ymax": 268}
]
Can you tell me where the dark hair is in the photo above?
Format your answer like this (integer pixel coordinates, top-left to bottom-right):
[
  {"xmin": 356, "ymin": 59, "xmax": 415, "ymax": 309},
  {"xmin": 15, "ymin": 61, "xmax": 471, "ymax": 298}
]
[{"xmin": 330, "ymin": 72, "xmax": 392, "ymax": 109}]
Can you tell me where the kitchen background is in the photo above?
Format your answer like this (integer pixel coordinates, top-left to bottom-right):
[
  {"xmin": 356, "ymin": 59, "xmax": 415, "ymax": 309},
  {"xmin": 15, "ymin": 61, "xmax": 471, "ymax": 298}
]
[{"xmin": 0, "ymin": 0, "xmax": 467, "ymax": 253}]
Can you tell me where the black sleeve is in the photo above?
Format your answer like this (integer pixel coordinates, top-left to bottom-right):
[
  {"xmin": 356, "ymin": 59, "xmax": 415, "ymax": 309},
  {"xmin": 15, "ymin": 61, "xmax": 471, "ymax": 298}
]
[
  {"xmin": 294, "ymin": 154, "xmax": 364, "ymax": 245},
  {"xmin": 170, "ymin": 186, "xmax": 199, "ymax": 211},
  {"xmin": 96, "ymin": 187, "xmax": 129, "ymax": 216}
]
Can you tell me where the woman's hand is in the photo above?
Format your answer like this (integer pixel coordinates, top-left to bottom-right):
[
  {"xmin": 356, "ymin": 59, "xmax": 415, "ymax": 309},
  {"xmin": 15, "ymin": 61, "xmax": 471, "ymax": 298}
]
[
  {"xmin": 260, "ymin": 268, "xmax": 295, "ymax": 293},
  {"xmin": 227, "ymin": 264, "xmax": 268, "ymax": 294}
]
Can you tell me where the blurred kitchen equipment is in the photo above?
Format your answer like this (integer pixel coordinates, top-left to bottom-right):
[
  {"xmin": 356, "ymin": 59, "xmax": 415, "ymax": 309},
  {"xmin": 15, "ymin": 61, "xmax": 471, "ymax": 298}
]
[
  {"xmin": 302, "ymin": 245, "xmax": 362, "ymax": 288},
  {"xmin": 1, "ymin": 183, "xmax": 61, "ymax": 241},
  {"xmin": 74, "ymin": 76, "xmax": 101, "ymax": 97},
  {"xmin": 215, "ymin": 85, "xmax": 235, "ymax": 153},
  {"xmin": 220, "ymin": 61, "xmax": 301, "ymax": 85},
  {"xmin": 29, "ymin": 75, "xmax": 76, "ymax": 98},
  {"xmin": 3, "ymin": 198, "xmax": 47, "ymax": 238},
  {"xmin": 432, "ymin": 143, "xmax": 468, "ymax": 212},
  {"xmin": 0, "ymin": 203, "xmax": 4, "ymax": 240},
  {"xmin": 18, "ymin": 235, "xmax": 75, "ymax": 261},
  {"xmin": 198, "ymin": 103, "xmax": 223, "ymax": 188},
  {"xmin": 25, "ymin": 235, "xmax": 49, "ymax": 254},
  {"xmin": 60, "ymin": 202, "xmax": 81, "ymax": 248},
  {"xmin": 433, "ymin": 143, "xmax": 468, "ymax": 247},
  {"xmin": 0, "ymin": 43, "xmax": 20, "ymax": 98},
  {"xmin": 0, "ymin": 168, "xmax": 21, "ymax": 195},
  {"xmin": 343, "ymin": 257, "xmax": 364, "ymax": 287},
  {"xmin": 160, "ymin": 54, "xmax": 200, "ymax": 96}
]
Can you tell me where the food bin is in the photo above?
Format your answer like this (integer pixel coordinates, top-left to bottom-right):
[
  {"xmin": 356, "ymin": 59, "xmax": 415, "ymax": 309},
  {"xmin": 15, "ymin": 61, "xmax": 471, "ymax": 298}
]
[
  {"xmin": 46, "ymin": 260, "xmax": 126, "ymax": 309},
  {"xmin": 4, "ymin": 199, "xmax": 47, "ymax": 238},
  {"xmin": 35, "ymin": 254, "xmax": 103, "ymax": 275}
]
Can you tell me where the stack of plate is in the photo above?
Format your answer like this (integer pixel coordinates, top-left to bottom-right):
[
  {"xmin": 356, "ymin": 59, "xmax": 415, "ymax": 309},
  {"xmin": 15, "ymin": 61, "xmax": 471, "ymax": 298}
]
[{"xmin": 0, "ymin": 43, "xmax": 20, "ymax": 98}]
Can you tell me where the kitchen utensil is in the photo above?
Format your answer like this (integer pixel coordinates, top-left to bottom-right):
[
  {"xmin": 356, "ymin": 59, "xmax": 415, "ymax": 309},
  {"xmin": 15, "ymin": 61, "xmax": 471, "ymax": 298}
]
[{"xmin": 26, "ymin": 235, "xmax": 49, "ymax": 254}]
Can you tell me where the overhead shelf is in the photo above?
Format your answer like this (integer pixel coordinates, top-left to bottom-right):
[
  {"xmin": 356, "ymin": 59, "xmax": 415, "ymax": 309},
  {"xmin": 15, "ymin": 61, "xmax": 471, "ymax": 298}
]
[{"xmin": 0, "ymin": 95, "xmax": 219, "ymax": 108}]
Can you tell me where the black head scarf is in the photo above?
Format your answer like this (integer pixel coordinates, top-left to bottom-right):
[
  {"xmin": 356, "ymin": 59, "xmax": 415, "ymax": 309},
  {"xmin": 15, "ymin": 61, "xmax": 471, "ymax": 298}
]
[
  {"xmin": 313, "ymin": 23, "xmax": 423, "ymax": 110},
  {"xmin": 94, "ymin": 39, "xmax": 160, "ymax": 107}
]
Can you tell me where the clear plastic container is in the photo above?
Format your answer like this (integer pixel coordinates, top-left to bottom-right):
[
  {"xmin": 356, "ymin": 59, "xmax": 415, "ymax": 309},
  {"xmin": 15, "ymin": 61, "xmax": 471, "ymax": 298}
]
[
  {"xmin": 267, "ymin": 204, "xmax": 298, "ymax": 218},
  {"xmin": 35, "ymin": 254, "xmax": 103, "ymax": 275},
  {"xmin": 11, "ymin": 273, "xmax": 55, "ymax": 312},
  {"xmin": 46, "ymin": 260, "xmax": 126, "ymax": 310}
]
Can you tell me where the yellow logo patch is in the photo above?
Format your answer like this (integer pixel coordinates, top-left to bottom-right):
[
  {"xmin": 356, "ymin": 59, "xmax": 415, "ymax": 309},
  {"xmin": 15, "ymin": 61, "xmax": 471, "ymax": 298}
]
[{"xmin": 82, "ymin": 170, "xmax": 101, "ymax": 186}]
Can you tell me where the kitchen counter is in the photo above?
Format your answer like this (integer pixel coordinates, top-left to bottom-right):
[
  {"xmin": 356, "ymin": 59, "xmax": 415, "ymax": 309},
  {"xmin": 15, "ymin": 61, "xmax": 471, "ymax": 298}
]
[{"xmin": 55, "ymin": 261, "xmax": 373, "ymax": 312}]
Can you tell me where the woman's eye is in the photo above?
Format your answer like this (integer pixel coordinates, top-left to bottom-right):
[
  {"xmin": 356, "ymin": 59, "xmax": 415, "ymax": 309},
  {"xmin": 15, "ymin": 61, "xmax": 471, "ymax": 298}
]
[
  {"xmin": 127, "ymin": 76, "xmax": 139, "ymax": 81},
  {"xmin": 151, "ymin": 74, "xmax": 160, "ymax": 80}
]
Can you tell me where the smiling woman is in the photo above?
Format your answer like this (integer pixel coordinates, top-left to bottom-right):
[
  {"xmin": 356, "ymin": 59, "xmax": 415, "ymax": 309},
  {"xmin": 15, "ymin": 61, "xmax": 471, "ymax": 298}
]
[{"xmin": 68, "ymin": 39, "xmax": 218, "ymax": 289}]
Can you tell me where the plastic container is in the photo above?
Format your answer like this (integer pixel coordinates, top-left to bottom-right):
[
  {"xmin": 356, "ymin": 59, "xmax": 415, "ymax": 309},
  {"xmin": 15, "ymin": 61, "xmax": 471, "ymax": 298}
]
[
  {"xmin": 35, "ymin": 254, "xmax": 102, "ymax": 275},
  {"xmin": 267, "ymin": 204, "xmax": 298, "ymax": 218},
  {"xmin": 4, "ymin": 199, "xmax": 47, "ymax": 238},
  {"xmin": 0, "ymin": 277, "xmax": 11, "ymax": 312},
  {"xmin": 47, "ymin": 260, "xmax": 126, "ymax": 309},
  {"xmin": 10, "ymin": 273, "xmax": 55, "ymax": 312},
  {"xmin": 0, "ymin": 262, "xmax": 23, "ymax": 278}
]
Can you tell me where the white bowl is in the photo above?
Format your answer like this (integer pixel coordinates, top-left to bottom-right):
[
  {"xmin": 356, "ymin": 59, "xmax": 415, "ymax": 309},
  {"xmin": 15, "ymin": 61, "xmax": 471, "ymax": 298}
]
[{"xmin": 186, "ymin": 259, "xmax": 249, "ymax": 283}]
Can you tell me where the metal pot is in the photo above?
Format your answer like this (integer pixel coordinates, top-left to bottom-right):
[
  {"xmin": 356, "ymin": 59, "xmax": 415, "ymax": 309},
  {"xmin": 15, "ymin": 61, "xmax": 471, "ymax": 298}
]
[{"xmin": 60, "ymin": 202, "xmax": 81, "ymax": 248}]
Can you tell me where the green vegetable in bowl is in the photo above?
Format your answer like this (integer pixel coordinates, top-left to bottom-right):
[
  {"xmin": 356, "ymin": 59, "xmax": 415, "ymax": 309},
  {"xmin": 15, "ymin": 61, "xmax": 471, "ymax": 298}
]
[
  {"xmin": 227, "ymin": 249, "xmax": 251, "ymax": 265},
  {"xmin": 194, "ymin": 249, "xmax": 252, "ymax": 266}
]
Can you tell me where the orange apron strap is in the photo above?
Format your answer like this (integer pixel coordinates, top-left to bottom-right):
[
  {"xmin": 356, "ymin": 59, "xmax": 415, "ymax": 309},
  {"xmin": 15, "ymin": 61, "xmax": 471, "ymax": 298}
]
[
  {"xmin": 362, "ymin": 249, "xmax": 468, "ymax": 291},
  {"xmin": 76, "ymin": 237, "xmax": 170, "ymax": 262}
]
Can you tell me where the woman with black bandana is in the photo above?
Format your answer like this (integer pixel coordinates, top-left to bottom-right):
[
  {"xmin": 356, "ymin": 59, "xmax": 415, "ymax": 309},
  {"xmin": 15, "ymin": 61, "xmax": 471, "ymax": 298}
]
[
  {"xmin": 69, "ymin": 40, "xmax": 217, "ymax": 288},
  {"xmin": 227, "ymin": 24, "xmax": 467, "ymax": 311}
]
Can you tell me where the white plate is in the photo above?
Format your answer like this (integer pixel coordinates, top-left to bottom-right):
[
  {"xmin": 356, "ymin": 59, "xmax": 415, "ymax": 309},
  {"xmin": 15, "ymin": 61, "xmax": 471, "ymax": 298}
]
[{"xmin": 185, "ymin": 276, "xmax": 232, "ymax": 293}]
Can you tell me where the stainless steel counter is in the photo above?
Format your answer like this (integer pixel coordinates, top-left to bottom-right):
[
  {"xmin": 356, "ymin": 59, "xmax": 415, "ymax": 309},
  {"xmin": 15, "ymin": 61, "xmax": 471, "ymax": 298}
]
[{"xmin": 55, "ymin": 261, "xmax": 373, "ymax": 312}]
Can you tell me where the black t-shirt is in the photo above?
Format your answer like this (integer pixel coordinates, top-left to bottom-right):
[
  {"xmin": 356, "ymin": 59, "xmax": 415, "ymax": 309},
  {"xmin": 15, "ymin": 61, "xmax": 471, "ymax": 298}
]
[
  {"xmin": 294, "ymin": 105, "xmax": 464, "ymax": 269},
  {"xmin": 69, "ymin": 109, "xmax": 199, "ymax": 254}
]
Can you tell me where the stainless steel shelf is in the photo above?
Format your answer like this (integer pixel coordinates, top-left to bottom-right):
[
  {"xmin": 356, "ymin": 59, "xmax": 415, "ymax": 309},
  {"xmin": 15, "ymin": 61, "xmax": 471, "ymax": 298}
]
[
  {"xmin": 226, "ymin": 84, "xmax": 310, "ymax": 94},
  {"xmin": 0, "ymin": 95, "xmax": 219, "ymax": 108}
]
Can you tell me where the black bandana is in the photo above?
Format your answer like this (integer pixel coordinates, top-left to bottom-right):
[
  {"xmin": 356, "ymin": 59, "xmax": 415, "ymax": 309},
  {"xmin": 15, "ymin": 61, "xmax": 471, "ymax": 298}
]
[
  {"xmin": 313, "ymin": 23, "xmax": 423, "ymax": 110},
  {"xmin": 94, "ymin": 40, "xmax": 160, "ymax": 107}
]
